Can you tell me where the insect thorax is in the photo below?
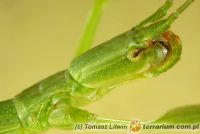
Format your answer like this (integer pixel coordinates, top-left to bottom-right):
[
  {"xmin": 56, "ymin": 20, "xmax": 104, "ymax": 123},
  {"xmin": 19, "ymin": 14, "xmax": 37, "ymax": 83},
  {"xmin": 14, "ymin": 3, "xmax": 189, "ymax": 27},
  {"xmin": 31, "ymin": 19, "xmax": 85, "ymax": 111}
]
[{"xmin": 13, "ymin": 70, "xmax": 109, "ymax": 132}]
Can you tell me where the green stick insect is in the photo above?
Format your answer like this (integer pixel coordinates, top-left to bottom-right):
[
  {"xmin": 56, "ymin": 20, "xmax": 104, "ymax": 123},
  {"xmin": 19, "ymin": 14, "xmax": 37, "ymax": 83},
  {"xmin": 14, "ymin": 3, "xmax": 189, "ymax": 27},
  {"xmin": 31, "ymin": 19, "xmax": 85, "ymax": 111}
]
[{"xmin": 0, "ymin": 0, "xmax": 196, "ymax": 134}]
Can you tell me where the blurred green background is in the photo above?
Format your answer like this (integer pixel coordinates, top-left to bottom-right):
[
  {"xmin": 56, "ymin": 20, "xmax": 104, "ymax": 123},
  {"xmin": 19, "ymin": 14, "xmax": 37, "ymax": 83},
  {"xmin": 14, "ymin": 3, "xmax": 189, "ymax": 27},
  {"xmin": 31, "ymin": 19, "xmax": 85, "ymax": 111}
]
[{"xmin": 0, "ymin": 0, "xmax": 200, "ymax": 134}]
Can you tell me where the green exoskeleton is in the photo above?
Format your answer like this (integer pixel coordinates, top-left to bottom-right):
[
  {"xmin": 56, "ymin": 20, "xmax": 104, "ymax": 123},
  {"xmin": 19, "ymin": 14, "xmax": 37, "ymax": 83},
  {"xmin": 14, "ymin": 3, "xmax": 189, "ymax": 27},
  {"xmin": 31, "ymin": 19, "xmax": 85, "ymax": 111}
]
[{"xmin": 0, "ymin": 0, "xmax": 194, "ymax": 133}]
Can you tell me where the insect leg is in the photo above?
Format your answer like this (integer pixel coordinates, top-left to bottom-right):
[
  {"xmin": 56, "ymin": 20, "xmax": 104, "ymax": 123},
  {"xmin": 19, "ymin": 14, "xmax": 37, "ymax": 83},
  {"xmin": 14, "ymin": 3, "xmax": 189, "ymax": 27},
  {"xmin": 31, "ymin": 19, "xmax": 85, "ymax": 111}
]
[
  {"xmin": 48, "ymin": 106, "xmax": 130, "ymax": 130},
  {"xmin": 135, "ymin": 0, "xmax": 173, "ymax": 29}
]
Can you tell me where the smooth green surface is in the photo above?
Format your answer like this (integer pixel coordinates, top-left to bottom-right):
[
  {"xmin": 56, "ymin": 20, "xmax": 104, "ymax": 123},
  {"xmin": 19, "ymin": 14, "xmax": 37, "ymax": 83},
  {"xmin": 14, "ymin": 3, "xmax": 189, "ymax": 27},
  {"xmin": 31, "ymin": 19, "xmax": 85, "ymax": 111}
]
[
  {"xmin": 0, "ymin": 100, "xmax": 23, "ymax": 133},
  {"xmin": 155, "ymin": 105, "xmax": 200, "ymax": 124}
]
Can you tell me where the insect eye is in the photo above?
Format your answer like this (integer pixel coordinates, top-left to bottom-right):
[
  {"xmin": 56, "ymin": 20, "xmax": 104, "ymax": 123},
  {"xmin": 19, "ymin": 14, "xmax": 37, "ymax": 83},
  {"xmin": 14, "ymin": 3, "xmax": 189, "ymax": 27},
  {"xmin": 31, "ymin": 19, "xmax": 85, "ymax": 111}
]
[
  {"xmin": 127, "ymin": 48, "xmax": 142, "ymax": 61},
  {"xmin": 156, "ymin": 40, "xmax": 169, "ymax": 53},
  {"xmin": 158, "ymin": 40, "xmax": 167, "ymax": 47}
]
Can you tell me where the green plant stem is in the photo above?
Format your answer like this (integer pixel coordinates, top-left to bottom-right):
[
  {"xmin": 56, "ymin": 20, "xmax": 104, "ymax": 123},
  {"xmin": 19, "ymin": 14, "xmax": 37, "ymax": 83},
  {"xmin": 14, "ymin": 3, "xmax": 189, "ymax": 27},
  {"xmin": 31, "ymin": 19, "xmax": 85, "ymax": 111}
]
[{"xmin": 75, "ymin": 0, "xmax": 108, "ymax": 57}]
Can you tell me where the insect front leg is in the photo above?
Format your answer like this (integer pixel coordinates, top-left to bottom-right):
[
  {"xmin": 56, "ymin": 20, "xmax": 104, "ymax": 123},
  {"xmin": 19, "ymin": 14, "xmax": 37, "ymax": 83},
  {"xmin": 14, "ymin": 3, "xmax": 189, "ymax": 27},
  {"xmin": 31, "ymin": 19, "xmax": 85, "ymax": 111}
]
[
  {"xmin": 48, "ymin": 105, "xmax": 130, "ymax": 131},
  {"xmin": 47, "ymin": 94, "xmax": 94, "ymax": 130},
  {"xmin": 48, "ymin": 106, "xmax": 95, "ymax": 130},
  {"xmin": 48, "ymin": 93, "xmax": 130, "ymax": 131}
]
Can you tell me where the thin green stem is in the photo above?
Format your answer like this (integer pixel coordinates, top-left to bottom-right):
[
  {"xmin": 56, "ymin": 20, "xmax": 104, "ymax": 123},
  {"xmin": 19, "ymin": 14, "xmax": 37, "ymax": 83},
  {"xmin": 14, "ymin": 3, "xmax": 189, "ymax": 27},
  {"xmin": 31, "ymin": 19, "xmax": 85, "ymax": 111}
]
[{"xmin": 75, "ymin": 0, "xmax": 108, "ymax": 57}]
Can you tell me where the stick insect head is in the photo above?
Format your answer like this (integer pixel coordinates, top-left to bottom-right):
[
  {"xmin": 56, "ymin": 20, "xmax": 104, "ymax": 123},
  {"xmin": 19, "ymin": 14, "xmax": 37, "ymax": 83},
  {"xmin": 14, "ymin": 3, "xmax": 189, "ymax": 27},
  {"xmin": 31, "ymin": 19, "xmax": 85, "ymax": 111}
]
[
  {"xmin": 69, "ymin": 30, "xmax": 181, "ymax": 89},
  {"xmin": 68, "ymin": 0, "xmax": 192, "ymax": 89}
]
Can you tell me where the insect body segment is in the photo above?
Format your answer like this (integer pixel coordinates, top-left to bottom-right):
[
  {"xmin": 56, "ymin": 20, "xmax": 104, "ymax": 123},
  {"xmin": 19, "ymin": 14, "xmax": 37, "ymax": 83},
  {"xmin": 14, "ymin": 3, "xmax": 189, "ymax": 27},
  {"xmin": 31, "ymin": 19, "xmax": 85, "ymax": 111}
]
[
  {"xmin": 0, "ymin": 99, "xmax": 24, "ymax": 134},
  {"xmin": 0, "ymin": 71, "xmax": 107, "ymax": 133}
]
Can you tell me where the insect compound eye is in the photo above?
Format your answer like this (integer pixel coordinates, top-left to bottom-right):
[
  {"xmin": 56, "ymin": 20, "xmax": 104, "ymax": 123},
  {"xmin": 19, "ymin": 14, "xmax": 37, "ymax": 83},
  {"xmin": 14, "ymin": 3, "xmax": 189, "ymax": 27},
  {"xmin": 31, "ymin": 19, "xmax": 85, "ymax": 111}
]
[
  {"xmin": 158, "ymin": 40, "xmax": 167, "ymax": 47},
  {"xmin": 156, "ymin": 40, "xmax": 169, "ymax": 55},
  {"xmin": 127, "ymin": 48, "xmax": 142, "ymax": 62}
]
